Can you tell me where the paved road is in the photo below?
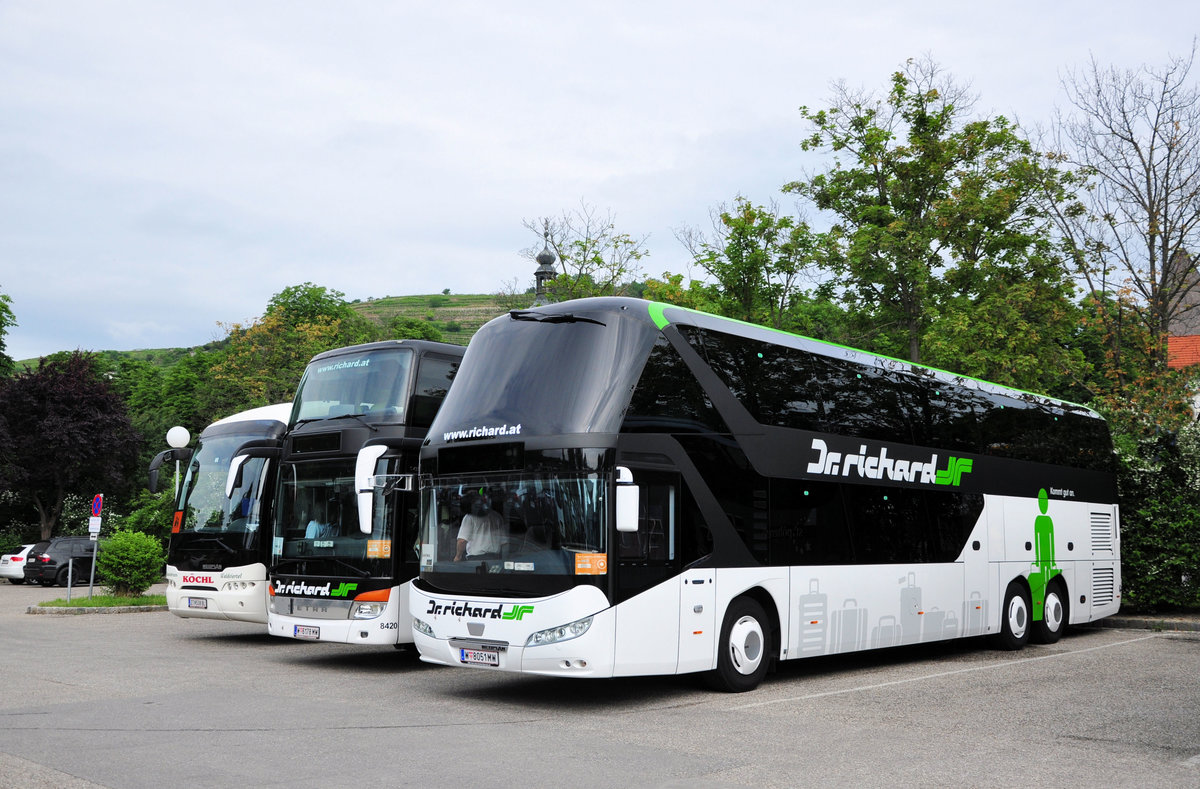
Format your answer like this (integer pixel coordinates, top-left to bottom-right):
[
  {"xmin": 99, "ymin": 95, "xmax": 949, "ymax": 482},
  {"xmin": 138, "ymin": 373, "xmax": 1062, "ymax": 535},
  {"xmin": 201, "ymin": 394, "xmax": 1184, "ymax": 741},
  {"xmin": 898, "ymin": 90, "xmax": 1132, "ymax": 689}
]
[{"xmin": 1, "ymin": 582, "xmax": 1198, "ymax": 788}]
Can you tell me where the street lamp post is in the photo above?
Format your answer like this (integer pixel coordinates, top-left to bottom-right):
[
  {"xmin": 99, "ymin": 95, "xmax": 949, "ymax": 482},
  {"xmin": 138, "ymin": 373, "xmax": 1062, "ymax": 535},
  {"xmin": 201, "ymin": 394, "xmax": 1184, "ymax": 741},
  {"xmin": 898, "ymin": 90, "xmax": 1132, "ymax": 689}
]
[{"xmin": 166, "ymin": 426, "xmax": 190, "ymax": 499}]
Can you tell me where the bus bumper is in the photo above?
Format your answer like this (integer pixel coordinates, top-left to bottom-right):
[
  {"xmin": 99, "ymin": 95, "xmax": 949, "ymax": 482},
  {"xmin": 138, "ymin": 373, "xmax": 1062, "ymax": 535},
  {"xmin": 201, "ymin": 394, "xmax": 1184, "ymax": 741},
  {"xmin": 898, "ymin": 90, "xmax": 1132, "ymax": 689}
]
[
  {"xmin": 411, "ymin": 587, "xmax": 615, "ymax": 678},
  {"xmin": 267, "ymin": 587, "xmax": 412, "ymax": 645},
  {"xmin": 166, "ymin": 575, "xmax": 269, "ymax": 624}
]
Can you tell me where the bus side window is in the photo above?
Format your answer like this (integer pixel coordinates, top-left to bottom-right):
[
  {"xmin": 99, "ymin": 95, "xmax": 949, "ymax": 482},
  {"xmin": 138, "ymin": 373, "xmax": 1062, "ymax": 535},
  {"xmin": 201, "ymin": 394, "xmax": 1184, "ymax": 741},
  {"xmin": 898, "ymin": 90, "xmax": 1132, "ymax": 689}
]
[{"xmin": 618, "ymin": 480, "xmax": 675, "ymax": 562}]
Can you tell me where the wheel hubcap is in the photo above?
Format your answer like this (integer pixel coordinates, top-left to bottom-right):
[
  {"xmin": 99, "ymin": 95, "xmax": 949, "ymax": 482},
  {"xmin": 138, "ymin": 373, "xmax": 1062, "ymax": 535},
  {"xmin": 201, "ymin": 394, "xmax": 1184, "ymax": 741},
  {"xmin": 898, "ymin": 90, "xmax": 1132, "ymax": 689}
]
[
  {"xmin": 1008, "ymin": 592, "xmax": 1027, "ymax": 637},
  {"xmin": 728, "ymin": 615, "xmax": 764, "ymax": 675},
  {"xmin": 1008, "ymin": 595, "xmax": 1028, "ymax": 639},
  {"xmin": 1044, "ymin": 592, "xmax": 1063, "ymax": 633}
]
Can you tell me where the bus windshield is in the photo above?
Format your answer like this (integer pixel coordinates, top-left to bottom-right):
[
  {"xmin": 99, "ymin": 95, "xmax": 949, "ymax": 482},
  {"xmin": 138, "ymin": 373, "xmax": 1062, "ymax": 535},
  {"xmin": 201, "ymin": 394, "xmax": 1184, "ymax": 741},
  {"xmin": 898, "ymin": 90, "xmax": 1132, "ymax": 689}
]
[
  {"xmin": 272, "ymin": 459, "xmax": 395, "ymax": 578},
  {"xmin": 419, "ymin": 470, "xmax": 608, "ymax": 594},
  {"xmin": 172, "ymin": 432, "xmax": 272, "ymax": 564},
  {"xmin": 291, "ymin": 347, "xmax": 414, "ymax": 425},
  {"xmin": 430, "ymin": 308, "xmax": 657, "ymax": 440}
]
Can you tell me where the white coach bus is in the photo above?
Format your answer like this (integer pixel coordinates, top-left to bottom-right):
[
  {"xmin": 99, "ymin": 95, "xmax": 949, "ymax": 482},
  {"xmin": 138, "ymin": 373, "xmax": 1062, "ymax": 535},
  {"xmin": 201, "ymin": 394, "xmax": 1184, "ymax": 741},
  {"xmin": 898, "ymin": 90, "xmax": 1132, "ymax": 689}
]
[
  {"xmin": 408, "ymin": 298, "xmax": 1120, "ymax": 691},
  {"xmin": 150, "ymin": 403, "xmax": 291, "ymax": 623}
]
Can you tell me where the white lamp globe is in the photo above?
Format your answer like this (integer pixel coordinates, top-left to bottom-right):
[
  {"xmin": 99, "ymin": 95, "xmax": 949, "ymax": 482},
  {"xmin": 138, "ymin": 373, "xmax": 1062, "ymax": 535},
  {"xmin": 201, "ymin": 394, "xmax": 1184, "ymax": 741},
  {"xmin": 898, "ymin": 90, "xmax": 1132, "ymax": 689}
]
[{"xmin": 166, "ymin": 426, "xmax": 190, "ymax": 449}]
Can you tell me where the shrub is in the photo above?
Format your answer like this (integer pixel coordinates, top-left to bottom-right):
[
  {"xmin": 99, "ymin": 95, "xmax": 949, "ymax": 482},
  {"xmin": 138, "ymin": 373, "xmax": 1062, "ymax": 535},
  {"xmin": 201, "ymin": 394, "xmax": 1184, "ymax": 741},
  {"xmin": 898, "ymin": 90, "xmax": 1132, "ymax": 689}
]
[
  {"xmin": 96, "ymin": 530, "xmax": 166, "ymax": 596},
  {"xmin": 1113, "ymin": 425, "xmax": 1200, "ymax": 611}
]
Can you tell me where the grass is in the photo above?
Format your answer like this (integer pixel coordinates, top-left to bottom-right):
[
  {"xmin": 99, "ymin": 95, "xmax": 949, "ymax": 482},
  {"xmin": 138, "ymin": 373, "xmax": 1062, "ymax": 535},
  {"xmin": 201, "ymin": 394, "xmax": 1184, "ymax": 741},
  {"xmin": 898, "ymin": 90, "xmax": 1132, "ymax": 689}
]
[{"xmin": 39, "ymin": 593, "xmax": 167, "ymax": 607}]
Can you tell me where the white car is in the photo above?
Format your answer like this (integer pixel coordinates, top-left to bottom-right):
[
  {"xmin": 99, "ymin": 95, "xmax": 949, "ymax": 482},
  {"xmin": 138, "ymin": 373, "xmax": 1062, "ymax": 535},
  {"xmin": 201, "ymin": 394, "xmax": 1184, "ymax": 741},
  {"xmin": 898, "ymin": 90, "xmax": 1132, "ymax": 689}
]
[{"xmin": 0, "ymin": 544, "xmax": 34, "ymax": 584}]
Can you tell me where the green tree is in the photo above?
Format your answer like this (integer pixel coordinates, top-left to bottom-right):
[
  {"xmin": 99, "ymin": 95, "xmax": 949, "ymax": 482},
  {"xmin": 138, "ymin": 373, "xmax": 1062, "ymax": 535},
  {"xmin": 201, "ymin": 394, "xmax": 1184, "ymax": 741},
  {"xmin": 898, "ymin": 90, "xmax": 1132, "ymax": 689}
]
[
  {"xmin": 523, "ymin": 202, "xmax": 649, "ymax": 301},
  {"xmin": 0, "ymin": 352, "xmax": 142, "ymax": 540},
  {"xmin": 785, "ymin": 57, "xmax": 1083, "ymax": 390},
  {"xmin": 0, "ymin": 287, "xmax": 16, "ymax": 378},
  {"xmin": 675, "ymin": 197, "xmax": 828, "ymax": 329},
  {"xmin": 387, "ymin": 316, "xmax": 444, "ymax": 342},
  {"xmin": 210, "ymin": 284, "xmax": 382, "ymax": 407},
  {"xmin": 119, "ymin": 489, "xmax": 175, "ymax": 544}
]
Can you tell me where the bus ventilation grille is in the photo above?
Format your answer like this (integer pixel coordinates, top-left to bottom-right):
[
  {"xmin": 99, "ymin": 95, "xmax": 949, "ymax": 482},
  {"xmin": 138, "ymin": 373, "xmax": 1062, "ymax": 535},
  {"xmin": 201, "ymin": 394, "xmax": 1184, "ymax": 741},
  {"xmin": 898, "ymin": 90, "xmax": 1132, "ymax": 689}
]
[
  {"xmin": 1090, "ymin": 511, "xmax": 1114, "ymax": 554},
  {"xmin": 1092, "ymin": 567, "xmax": 1115, "ymax": 606}
]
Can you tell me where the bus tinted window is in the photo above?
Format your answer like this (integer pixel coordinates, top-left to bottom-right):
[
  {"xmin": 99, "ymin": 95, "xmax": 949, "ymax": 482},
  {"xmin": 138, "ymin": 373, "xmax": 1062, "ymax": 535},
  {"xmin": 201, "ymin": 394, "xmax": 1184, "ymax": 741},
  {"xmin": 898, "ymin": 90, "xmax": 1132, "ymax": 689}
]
[
  {"xmin": 679, "ymin": 327, "xmax": 824, "ymax": 432},
  {"xmin": 769, "ymin": 480, "xmax": 852, "ymax": 565},
  {"xmin": 624, "ymin": 337, "xmax": 729, "ymax": 433},
  {"xmin": 842, "ymin": 488, "xmax": 982, "ymax": 564},
  {"xmin": 818, "ymin": 356, "xmax": 917, "ymax": 445},
  {"xmin": 409, "ymin": 355, "xmax": 459, "ymax": 429}
]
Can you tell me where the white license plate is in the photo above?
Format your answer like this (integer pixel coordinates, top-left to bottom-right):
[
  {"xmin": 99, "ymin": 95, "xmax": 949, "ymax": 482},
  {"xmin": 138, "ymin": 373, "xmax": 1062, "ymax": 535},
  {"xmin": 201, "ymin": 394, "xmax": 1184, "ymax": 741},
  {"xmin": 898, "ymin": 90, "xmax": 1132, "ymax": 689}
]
[
  {"xmin": 294, "ymin": 625, "xmax": 320, "ymax": 640},
  {"xmin": 460, "ymin": 648, "xmax": 500, "ymax": 666},
  {"xmin": 187, "ymin": 597, "xmax": 208, "ymax": 609}
]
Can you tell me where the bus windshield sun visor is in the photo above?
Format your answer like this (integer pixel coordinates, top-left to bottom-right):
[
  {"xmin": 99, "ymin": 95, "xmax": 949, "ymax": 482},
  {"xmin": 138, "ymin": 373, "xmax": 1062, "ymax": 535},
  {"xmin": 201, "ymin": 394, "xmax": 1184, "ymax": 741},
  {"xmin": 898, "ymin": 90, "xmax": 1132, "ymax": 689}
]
[{"xmin": 508, "ymin": 310, "xmax": 606, "ymax": 327}]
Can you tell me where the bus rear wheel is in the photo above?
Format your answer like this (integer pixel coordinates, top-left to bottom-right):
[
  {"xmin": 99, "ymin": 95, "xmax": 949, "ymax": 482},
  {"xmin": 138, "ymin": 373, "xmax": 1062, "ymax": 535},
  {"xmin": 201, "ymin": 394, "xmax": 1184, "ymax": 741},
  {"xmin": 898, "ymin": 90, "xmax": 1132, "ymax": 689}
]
[
  {"xmin": 1032, "ymin": 581, "xmax": 1068, "ymax": 644},
  {"xmin": 709, "ymin": 597, "xmax": 770, "ymax": 693},
  {"xmin": 992, "ymin": 582, "xmax": 1031, "ymax": 650}
]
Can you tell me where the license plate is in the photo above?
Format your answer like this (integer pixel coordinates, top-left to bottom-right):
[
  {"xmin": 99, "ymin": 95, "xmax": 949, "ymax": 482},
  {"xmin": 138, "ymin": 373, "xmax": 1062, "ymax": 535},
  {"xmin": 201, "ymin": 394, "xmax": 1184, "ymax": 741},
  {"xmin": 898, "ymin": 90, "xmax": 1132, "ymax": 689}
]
[
  {"xmin": 294, "ymin": 625, "xmax": 320, "ymax": 640},
  {"xmin": 187, "ymin": 597, "xmax": 208, "ymax": 609},
  {"xmin": 460, "ymin": 648, "xmax": 499, "ymax": 666}
]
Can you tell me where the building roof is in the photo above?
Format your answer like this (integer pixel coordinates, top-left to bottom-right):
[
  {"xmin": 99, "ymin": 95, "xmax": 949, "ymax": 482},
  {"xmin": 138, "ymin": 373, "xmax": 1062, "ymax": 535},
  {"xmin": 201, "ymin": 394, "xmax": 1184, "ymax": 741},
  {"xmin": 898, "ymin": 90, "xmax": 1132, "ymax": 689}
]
[{"xmin": 1167, "ymin": 335, "xmax": 1200, "ymax": 368}]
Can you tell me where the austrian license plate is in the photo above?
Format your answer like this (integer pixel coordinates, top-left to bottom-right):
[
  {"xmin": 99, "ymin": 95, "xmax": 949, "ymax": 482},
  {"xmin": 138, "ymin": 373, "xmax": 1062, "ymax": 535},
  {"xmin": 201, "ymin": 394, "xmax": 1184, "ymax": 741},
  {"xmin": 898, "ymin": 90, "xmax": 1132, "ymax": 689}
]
[
  {"xmin": 294, "ymin": 625, "xmax": 320, "ymax": 640},
  {"xmin": 460, "ymin": 648, "xmax": 500, "ymax": 666},
  {"xmin": 186, "ymin": 597, "xmax": 208, "ymax": 609}
]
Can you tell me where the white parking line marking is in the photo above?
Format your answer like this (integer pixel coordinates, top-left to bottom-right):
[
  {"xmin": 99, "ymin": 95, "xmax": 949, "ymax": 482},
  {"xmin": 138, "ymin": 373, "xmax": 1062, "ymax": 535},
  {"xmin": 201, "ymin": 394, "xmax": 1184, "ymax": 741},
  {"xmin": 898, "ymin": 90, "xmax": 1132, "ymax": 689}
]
[{"xmin": 732, "ymin": 634, "xmax": 1161, "ymax": 710}]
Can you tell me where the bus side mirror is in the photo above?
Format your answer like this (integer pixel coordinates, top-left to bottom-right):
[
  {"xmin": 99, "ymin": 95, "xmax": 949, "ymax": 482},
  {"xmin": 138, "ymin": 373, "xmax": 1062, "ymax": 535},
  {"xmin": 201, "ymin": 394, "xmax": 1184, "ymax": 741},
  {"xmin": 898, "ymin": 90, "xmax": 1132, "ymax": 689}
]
[
  {"xmin": 225, "ymin": 455, "xmax": 250, "ymax": 498},
  {"xmin": 148, "ymin": 448, "xmax": 191, "ymax": 494},
  {"xmin": 356, "ymin": 445, "xmax": 389, "ymax": 535},
  {"xmin": 615, "ymin": 466, "xmax": 639, "ymax": 533}
]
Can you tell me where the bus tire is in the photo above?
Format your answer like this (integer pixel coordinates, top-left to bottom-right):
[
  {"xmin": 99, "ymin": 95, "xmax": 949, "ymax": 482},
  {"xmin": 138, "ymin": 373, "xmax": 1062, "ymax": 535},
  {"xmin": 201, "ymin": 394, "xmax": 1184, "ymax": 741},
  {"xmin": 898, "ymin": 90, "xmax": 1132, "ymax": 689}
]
[
  {"xmin": 992, "ymin": 581, "xmax": 1031, "ymax": 650},
  {"xmin": 1032, "ymin": 580, "xmax": 1068, "ymax": 644},
  {"xmin": 709, "ymin": 596, "xmax": 770, "ymax": 693}
]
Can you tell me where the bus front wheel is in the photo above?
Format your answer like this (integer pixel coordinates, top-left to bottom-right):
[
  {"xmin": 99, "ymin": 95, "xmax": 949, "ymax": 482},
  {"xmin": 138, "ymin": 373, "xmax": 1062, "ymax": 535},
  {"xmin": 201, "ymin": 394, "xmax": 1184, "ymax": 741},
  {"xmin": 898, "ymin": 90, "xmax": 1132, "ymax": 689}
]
[
  {"xmin": 709, "ymin": 597, "xmax": 770, "ymax": 693},
  {"xmin": 992, "ymin": 582, "xmax": 1031, "ymax": 650},
  {"xmin": 1032, "ymin": 581, "xmax": 1068, "ymax": 644}
]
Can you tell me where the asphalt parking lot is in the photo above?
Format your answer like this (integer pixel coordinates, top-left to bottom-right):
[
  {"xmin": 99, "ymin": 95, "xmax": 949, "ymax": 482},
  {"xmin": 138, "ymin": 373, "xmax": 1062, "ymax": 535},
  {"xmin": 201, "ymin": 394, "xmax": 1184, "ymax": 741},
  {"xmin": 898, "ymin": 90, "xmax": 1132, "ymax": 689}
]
[{"xmin": 1, "ymin": 581, "xmax": 1198, "ymax": 789}]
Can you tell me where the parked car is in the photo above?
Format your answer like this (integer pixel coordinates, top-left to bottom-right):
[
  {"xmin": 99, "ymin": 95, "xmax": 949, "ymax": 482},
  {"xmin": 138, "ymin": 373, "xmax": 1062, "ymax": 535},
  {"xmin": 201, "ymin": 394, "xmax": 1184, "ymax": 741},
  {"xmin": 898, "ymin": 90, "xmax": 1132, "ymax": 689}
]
[
  {"xmin": 0, "ymin": 544, "xmax": 34, "ymax": 584},
  {"xmin": 23, "ymin": 537, "xmax": 100, "ymax": 587}
]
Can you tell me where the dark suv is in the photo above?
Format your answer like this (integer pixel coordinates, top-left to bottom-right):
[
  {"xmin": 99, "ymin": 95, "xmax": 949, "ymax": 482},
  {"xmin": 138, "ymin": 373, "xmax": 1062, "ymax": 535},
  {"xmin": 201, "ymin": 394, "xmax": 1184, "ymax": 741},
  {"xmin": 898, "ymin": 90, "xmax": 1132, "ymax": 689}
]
[{"xmin": 23, "ymin": 537, "xmax": 100, "ymax": 587}]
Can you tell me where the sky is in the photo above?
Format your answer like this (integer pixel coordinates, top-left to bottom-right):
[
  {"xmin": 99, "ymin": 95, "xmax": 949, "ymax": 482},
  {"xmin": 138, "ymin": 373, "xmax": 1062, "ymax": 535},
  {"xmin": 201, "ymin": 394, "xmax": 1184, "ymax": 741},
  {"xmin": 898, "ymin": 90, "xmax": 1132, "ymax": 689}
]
[{"xmin": 1, "ymin": 1, "xmax": 1196, "ymax": 361}]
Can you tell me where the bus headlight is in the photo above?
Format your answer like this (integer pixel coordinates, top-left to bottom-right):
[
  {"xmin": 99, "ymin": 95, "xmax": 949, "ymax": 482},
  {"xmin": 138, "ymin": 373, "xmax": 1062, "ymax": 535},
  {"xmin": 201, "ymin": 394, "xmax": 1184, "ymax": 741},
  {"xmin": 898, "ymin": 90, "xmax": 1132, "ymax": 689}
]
[
  {"xmin": 351, "ymin": 602, "xmax": 385, "ymax": 620},
  {"xmin": 525, "ymin": 615, "xmax": 593, "ymax": 647}
]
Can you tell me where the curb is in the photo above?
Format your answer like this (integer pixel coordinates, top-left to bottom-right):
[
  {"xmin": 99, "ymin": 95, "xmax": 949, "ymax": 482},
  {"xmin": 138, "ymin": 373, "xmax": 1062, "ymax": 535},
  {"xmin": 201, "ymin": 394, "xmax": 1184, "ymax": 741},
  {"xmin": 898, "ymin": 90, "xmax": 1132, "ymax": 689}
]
[
  {"xmin": 1083, "ymin": 616, "xmax": 1200, "ymax": 633},
  {"xmin": 26, "ymin": 605, "xmax": 168, "ymax": 615}
]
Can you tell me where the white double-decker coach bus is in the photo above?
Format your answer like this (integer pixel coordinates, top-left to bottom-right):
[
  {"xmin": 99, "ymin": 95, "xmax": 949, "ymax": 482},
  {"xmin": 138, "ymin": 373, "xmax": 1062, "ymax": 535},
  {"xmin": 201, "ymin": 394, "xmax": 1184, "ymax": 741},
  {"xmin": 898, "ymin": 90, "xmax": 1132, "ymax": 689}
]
[
  {"xmin": 410, "ymin": 298, "xmax": 1120, "ymax": 691},
  {"xmin": 150, "ymin": 403, "xmax": 291, "ymax": 623}
]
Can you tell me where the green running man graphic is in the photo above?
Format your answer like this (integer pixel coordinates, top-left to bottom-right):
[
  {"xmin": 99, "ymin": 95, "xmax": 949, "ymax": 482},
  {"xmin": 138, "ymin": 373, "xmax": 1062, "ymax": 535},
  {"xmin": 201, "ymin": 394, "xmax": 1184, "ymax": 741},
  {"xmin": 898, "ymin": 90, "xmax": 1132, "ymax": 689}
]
[{"xmin": 1028, "ymin": 488, "xmax": 1061, "ymax": 621}]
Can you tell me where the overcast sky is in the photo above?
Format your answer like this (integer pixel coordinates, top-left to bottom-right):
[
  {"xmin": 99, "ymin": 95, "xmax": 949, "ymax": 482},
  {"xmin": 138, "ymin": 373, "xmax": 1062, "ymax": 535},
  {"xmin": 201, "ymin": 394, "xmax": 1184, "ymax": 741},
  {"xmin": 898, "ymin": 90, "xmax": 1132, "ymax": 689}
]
[{"xmin": 1, "ymin": 1, "xmax": 1195, "ymax": 361}]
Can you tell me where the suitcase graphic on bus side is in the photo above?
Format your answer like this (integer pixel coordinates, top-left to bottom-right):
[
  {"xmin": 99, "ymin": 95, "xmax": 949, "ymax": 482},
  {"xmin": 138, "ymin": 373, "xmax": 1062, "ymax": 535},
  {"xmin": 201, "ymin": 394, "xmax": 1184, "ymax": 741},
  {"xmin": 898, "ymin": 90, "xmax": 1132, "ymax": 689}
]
[
  {"xmin": 798, "ymin": 578, "xmax": 828, "ymax": 655},
  {"xmin": 964, "ymin": 590, "xmax": 987, "ymax": 636},
  {"xmin": 830, "ymin": 598, "xmax": 868, "ymax": 653},
  {"xmin": 922, "ymin": 606, "xmax": 947, "ymax": 642},
  {"xmin": 942, "ymin": 608, "xmax": 959, "ymax": 638},
  {"xmin": 871, "ymin": 615, "xmax": 902, "ymax": 648}
]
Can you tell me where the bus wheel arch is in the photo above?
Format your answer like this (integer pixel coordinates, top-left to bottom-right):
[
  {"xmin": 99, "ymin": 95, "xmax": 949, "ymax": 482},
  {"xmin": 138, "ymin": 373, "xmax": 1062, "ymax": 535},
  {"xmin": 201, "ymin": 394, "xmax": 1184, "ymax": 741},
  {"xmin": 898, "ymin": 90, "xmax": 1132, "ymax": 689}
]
[
  {"xmin": 1032, "ymin": 578, "xmax": 1069, "ymax": 644},
  {"xmin": 991, "ymin": 579, "xmax": 1031, "ymax": 650},
  {"xmin": 709, "ymin": 593, "xmax": 774, "ymax": 692}
]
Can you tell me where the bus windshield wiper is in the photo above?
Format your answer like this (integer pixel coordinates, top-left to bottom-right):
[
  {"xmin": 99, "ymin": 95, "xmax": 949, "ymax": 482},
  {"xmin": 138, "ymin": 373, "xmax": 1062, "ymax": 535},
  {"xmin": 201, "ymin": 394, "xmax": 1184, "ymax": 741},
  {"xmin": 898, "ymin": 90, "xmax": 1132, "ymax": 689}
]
[
  {"xmin": 190, "ymin": 536, "xmax": 238, "ymax": 555},
  {"xmin": 509, "ymin": 310, "xmax": 606, "ymax": 327},
  {"xmin": 323, "ymin": 413, "xmax": 379, "ymax": 432},
  {"xmin": 321, "ymin": 556, "xmax": 372, "ymax": 578},
  {"xmin": 269, "ymin": 559, "xmax": 304, "ymax": 575}
]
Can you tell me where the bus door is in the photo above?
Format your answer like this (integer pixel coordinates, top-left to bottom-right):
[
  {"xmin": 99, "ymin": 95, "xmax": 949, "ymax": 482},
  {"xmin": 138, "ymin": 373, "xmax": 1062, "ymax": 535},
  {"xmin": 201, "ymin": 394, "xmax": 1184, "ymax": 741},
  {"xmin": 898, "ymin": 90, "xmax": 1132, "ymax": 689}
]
[{"xmin": 613, "ymin": 472, "xmax": 685, "ymax": 675}]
